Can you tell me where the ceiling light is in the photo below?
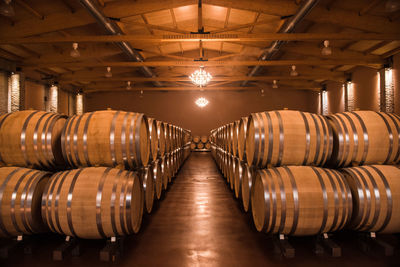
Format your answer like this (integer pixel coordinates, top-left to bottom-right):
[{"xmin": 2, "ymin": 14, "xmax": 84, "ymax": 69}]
[
  {"xmin": 272, "ymin": 80, "xmax": 278, "ymax": 89},
  {"xmin": 386, "ymin": 0, "xmax": 400, "ymax": 12},
  {"xmin": 139, "ymin": 90, "xmax": 143, "ymax": 98},
  {"xmin": 321, "ymin": 40, "xmax": 332, "ymax": 56},
  {"xmin": 126, "ymin": 81, "xmax": 132, "ymax": 90},
  {"xmin": 189, "ymin": 67, "xmax": 212, "ymax": 87},
  {"xmin": 0, "ymin": 0, "xmax": 15, "ymax": 17},
  {"xmin": 70, "ymin": 43, "xmax": 80, "ymax": 58},
  {"xmin": 260, "ymin": 89, "xmax": 265, "ymax": 97},
  {"xmin": 290, "ymin": 65, "xmax": 298, "ymax": 77},
  {"xmin": 195, "ymin": 97, "xmax": 209, "ymax": 108},
  {"xmin": 105, "ymin": 67, "xmax": 112, "ymax": 78}
]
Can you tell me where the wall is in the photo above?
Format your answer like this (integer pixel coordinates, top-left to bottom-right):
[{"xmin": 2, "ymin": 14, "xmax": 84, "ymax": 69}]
[
  {"xmin": 25, "ymin": 80, "xmax": 45, "ymax": 111},
  {"xmin": 58, "ymin": 89, "xmax": 69, "ymax": 115},
  {"xmin": 85, "ymin": 88, "xmax": 319, "ymax": 136},
  {"xmin": 326, "ymin": 81, "xmax": 344, "ymax": 114},
  {"xmin": 0, "ymin": 72, "xmax": 7, "ymax": 113},
  {"xmin": 394, "ymin": 53, "xmax": 400, "ymax": 114},
  {"xmin": 352, "ymin": 66, "xmax": 380, "ymax": 111}
]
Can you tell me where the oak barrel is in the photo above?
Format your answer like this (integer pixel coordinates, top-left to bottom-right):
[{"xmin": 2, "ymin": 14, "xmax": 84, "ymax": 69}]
[
  {"xmin": 200, "ymin": 136, "xmax": 208, "ymax": 143},
  {"xmin": 0, "ymin": 167, "xmax": 50, "ymax": 237},
  {"xmin": 251, "ymin": 166, "xmax": 352, "ymax": 236},
  {"xmin": 0, "ymin": 110, "xmax": 67, "ymax": 170},
  {"xmin": 241, "ymin": 163, "xmax": 255, "ymax": 213},
  {"xmin": 156, "ymin": 120, "xmax": 166, "ymax": 157},
  {"xmin": 233, "ymin": 157, "xmax": 243, "ymax": 199},
  {"xmin": 341, "ymin": 165, "xmax": 400, "ymax": 233},
  {"xmin": 246, "ymin": 110, "xmax": 332, "ymax": 168},
  {"xmin": 238, "ymin": 117, "xmax": 248, "ymax": 161},
  {"xmin": 42, "ymin": 167, "xmax": 143, "ymax": 239},
  {"xmin": 197, "ymin": 143, "xmax": 204, "ymax": 149},
  {"xmin": 328, "ymin": 111, "xmax": 400, "ymax": 167},
  {"xmin": 232, "ymin": 120, "xmax": 240, "ymax": 157},
  {"xmin": 160, "ymin": 156, "xmax": 169, "ymax": 191},
  {"xmin": 140, "ymin": 166, "xmax": 154, "ymax": 214},
  {"xmin": 61, "ymin": 110, "xmax": 150, "ymax": 169},
  {"xmin": 151, "ymin": 159, "xmax": 163, "ymax": 200},
  {"xmin": 147, "ymin": 118, "xmax": 159, "ymax": 162}
]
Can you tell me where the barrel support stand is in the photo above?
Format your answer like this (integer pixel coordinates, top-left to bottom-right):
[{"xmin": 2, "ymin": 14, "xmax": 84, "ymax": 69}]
[
  {"xmin": 52, "ymin": 236, "xmax": 80, "ymax": 261},
  {"xmin": 273, "ymin": 234, "xmax": 295, "ymax": 258},
  {"xmin": 0, "ymin": 235, "xmax": 32, "ymax": 259},
  {"xmin": 100, "ymin": 236, "xmax": 124, "ymax": 262},
  {"xmin": 358, "ymin": 232, "xmax": 394, "ymax": 256},
  {"xmin": 314, "ymin": 233, "xmax": 341, "ymax": 257}
]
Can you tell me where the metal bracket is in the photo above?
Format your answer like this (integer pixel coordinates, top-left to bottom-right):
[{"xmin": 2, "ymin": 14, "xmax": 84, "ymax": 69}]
[
  {"xmin": 52, "ymin": 236, "xmax": 80, "ymax": 261},
  {"xmin": 314, "ymin": 233, "xmax": 341, "ymax": 257},
  {"xmin": 100, "ymin": 236, "xmax": 124, "ymax": 262},
  {"xmin": 273, "ymin": 234, "xmax": 295, "ymax": 258},
  {"xmin": 358, "ymin": 232, "xmax": 394, "ymax": 256}
]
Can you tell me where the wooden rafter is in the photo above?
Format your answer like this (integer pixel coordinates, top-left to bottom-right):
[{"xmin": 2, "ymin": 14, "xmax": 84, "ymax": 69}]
[
  {"xmin": 15, "ymin": 0, "xmax": 44, "ymax": 20},
  {"xmin": 3, "ymin": 33, "xmax": 399, "ymax": 44},
  {"xmin": 358, "ymin": 0, "xmax": 383, "ymax": 16}
]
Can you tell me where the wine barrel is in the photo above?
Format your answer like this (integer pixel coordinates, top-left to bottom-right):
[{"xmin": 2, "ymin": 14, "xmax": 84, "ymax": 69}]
[
  {"xmin": 140, "ymin": 166, "xmax": 154, "ymax": 214},
  {"xmin": 328, "ymin": 111, "xmax": 400, "ymax": 167},
  {"xmin": 238, "ymin": 117, "xmax": 248, "ymax": 161},
  {"xmin": 232, "ymin": 120, "xmax": 240, "ymax": 157},
  {"xmin": 197, "ymin": 143, "xmax": 204, "ymax": 149},
  {"xmin": 156, "ymin": 121, "xmax": 166, "ymax": 157},
  {"xmin": 151, "ymin": 159, "xmax": 162, "ymax": 200},
  {"xmin": 160, "ymin": 156, "xmax": 169, "ymax": 191},
  {"xmin": 246, "ymin": 110, "xmax": 332, "ymax": 168},
  {"xmin": 200, "ymin": 136, "xmax": 208, "ymax": 143},
  {"xmin": 42, "ymin": 167, "xmax": 143, "ymax": 239},
  {"xmin": 205, "ymin": 142, "xmax": 211, "ymax": 149},
  {"xmin": 227, "ymin": 123, "xmax": 234, "ymax": 154},
  {"xmin": 233, "ymin": 157, "xmax": 243, "ymax": 199},
  {"xmin": 190, "ymin": 143, "xmax": 196, "ymax": 150},
  {"xmin": 61, "ymin": 110, "xmax": 149, "ymax": 170},
  {"xmin": 0, "ymin": 167, "xmax": 50, "ymax": 237},
  {"xmin": 251, "ymin": 166, "xmax": 352, "ymax": 236},
  {"xmin": 341, "ymin": 165, "xmax": 400, "ymax": 233},
  {"xmin": 0, "ymin": 110, "xmax": 67, "ymax": 170},
  {"xmin": 147, "ymin": 118, "xmax": 159, "ymax": 162},
  {"xmin": 228, "ymin": 154, "xmax": 236, "ymax": 191},
  {"xmin": 241, "ymin": 163, "xmax": 256, "ymax": 213},
  {"xmin": 193, "ymin": 136, "xmax": 200, "ymax": 143},
  {"xmin": 163, "ymin": 123, "xmax": 172, "ymax": 154}
]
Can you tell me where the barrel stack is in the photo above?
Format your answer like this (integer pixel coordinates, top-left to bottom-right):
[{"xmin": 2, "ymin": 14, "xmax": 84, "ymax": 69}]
[
  {"xmin": 191, "ymin": 135, "xmax": 212, "ymax": 151},
  {"xmin": 0, "ymin": 109, "xmax": 191, "ymax": 240},
  {"xmin": 211, "ymin": 110, "xmax": 400, "ymax": 241}
]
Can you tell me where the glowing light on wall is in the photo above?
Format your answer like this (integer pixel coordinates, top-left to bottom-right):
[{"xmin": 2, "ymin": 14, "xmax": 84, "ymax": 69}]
[
  {"xmin": 195, "ymin": 97, "xmax": 209, "ymax": 108},
  {"xmin": 321, "ymin": 90, "xmax": 328, "ymax": 115},
  {"xmin": 76, "ymin": 93, "xmax": 83, "ymax": 115},
  {"xmin": 47, "ymin": 85, "xmax": 58, "ymax": 113},
  {"xmin": 384, "ymin": 68, "xmax": 394, "ymax": 113},
  {"xmin": 8, "ymin": 73, "xmax": 20, "ymax": 113},
  {"xmin": 345, "ymin": 81, "xmax": 354, "ymax": 112}
]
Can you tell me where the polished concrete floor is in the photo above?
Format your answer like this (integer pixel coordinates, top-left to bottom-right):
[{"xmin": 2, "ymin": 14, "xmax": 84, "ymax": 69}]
[{"xmin": 1, "ymin": 152, "xmax": 399, "ymax": 266}]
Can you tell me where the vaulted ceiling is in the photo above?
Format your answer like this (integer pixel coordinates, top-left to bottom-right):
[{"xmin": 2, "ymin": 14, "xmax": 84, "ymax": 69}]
[{"xmin": 0, "ymin": 0, "xmax": 399, "ymax": 93}]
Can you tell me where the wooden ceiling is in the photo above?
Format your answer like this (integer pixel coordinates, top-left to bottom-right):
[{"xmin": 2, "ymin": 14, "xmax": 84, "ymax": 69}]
[{"xmin": 0, "ymin": 0, "xmax": 399, "ymax": 93}]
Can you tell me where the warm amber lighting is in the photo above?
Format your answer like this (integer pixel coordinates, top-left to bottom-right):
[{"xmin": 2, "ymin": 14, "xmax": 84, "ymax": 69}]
[
  {"xmin": 76, "ymin": 93, "xmax": 83, "ymax": 115},
  {"xmin": 189, "ymin": 67, "xmax": 212, "ymax": 87},
  {"xmin": 195, "ymin": 97, "xmax": 209, "ymax": 108}
]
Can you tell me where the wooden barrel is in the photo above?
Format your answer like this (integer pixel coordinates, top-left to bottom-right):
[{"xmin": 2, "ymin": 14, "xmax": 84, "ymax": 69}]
[
  {"xmin": 151, "ymin": 159, "xmax": 162, "ymax": 200},
  {"xmin": 197, "ymin": 143, "xmax": 204, "ymax": 149},
  {"xmin": 200, "ymin": 136, "xmax": 208, "ymax": 143},
  {"xmin": 241, "ymin": 163, "xmax": 256, "ymax": 213},
  {"xmin": 0, "ymin": 167, "xmax": 50, "ymax": 237},
  {"xmin": 160, "ymin": 156, "xmax": 169, "ymax": 191},
  {"xmin": 232, "ymin": 120, "xmax": 240, "ymax": 157},
  {"xmin": 238, "ymin": 117, "xmax": 248, "ymax": 161},
  {"xmin": 328, "ymin": 111, "xmax": 400, "ymax": 168},
  {"xmin": 42, "ymin": 167, "xmax": 143, "ymax": 239},
  {"xmin": 0, "ymin": 110, "xmax": 67, "ymax": 170},
  {"xmin": 193, "ymin": 136, "xmax": 200, "ymax": 143},
  {"xmin": 140, "ymin": 166, "xmax": 154, "ymax": 214},
  {"xmin": 163, "ymin": 123, "xmax": 172, "ymax": 154},
  {"xmin": 62, "ymin": 110, "xmax": 150, "ymax": 170},
  {"xmin": 246, "ymin": 110, "xmax": 332, "ymax": 168},
  {"xmin": 227, "ymin": 123, "xmax": 234, "ymax": 154},
  {"xmin": 205, "ymin": 142, "xmax": 211, "ymax": 149},
  {"xmin": 156, "ymin": 121, "xmax": 166, "ymax": 157},
  {"xmin": 228, "ymin": 154, "xmax": 235, "ymax": 191},
  {"xmin": 190, "ymin": 143, "xmax": 196, "ymax": 150},
  {"xmin": 341, "ymin": 165, "xmax": 400, "ymax": 233},
  {"xmin": 147, "ymin": 118, "xmax": 159, "ymax": 162},
  {"xmin": 233, "ymin": 157, "xmax": 243, "ymax": 199},
  {"xmin": 251, "ymin": 166, "xmax": 352, "ymax": 236}
]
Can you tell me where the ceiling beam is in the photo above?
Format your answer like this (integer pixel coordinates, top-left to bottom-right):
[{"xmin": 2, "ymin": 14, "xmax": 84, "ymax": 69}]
[
  {"xmin": 58, "ymin": 74, "xmax": 345, "ymax": 83},
  {"xmin": 3, "ymin": 33, "xmax": 399, "ymax": 44},
  {"xmin": 15, "ymin": 0, "xmax": 45, "ymax": 20},
  {"xmin": 83, "ymin": 85, "xmax": 321, "ymax": 93},
  {"xmin": 23, "ymin": 59, "xmax": 384, "ymax": 68},
  {"xmin": 358, "ymin": 0, "xmax": 383, "ymax": 16}
]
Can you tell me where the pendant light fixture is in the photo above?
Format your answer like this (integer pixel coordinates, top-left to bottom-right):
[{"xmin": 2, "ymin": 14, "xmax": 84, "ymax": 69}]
[
  {"xmin": 321, "ymin": 40, "xmax": 332, "ymax": 56},
  {"xmin": 70, "ymin": 43, "xmax": 81, "ymax": 58},
  {"xmin": 290, "ymin": 65, "xmax": 298, "ymax": 77},
  {"xmin": 139, "ymin": 90, "xmax": 144, "ymax": 98},
  {"xmin": 195, "ymin": 97, "xmax": 209, "ymax": 108},
  {"xmin": 260, "ymin": 89, "xmax": 265, "ymax": 97},
  {"xmin": 189, "ymin": 66, "xmax": 212, "ymax": 87},
  {"xmin": 126, "ymin": 81, "xmax": 132, "ymax": 90},
  {"xmin": 0, "ymin": 0, "xmax": 15, "ymax": 17},
  {"xmin": 386, "ymin": 0, "xmax": 400, "ymax": 12},
  {"xmin": 272, "ymin": 80, "xmax": 278, "ymax": 89},
  {"xmin": 105, "ymin": 67, "xmax": 112, "ymax": 78}
]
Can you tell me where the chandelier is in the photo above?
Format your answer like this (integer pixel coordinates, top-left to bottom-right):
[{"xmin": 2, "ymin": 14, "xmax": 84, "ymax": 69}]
[
  {"xmin": 195, "ymin": 97, "xmax": 209, "ymax": 108},
  {"xmin": 189, "ymin": 67, "xmax": 212, "ymax": 87}
]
